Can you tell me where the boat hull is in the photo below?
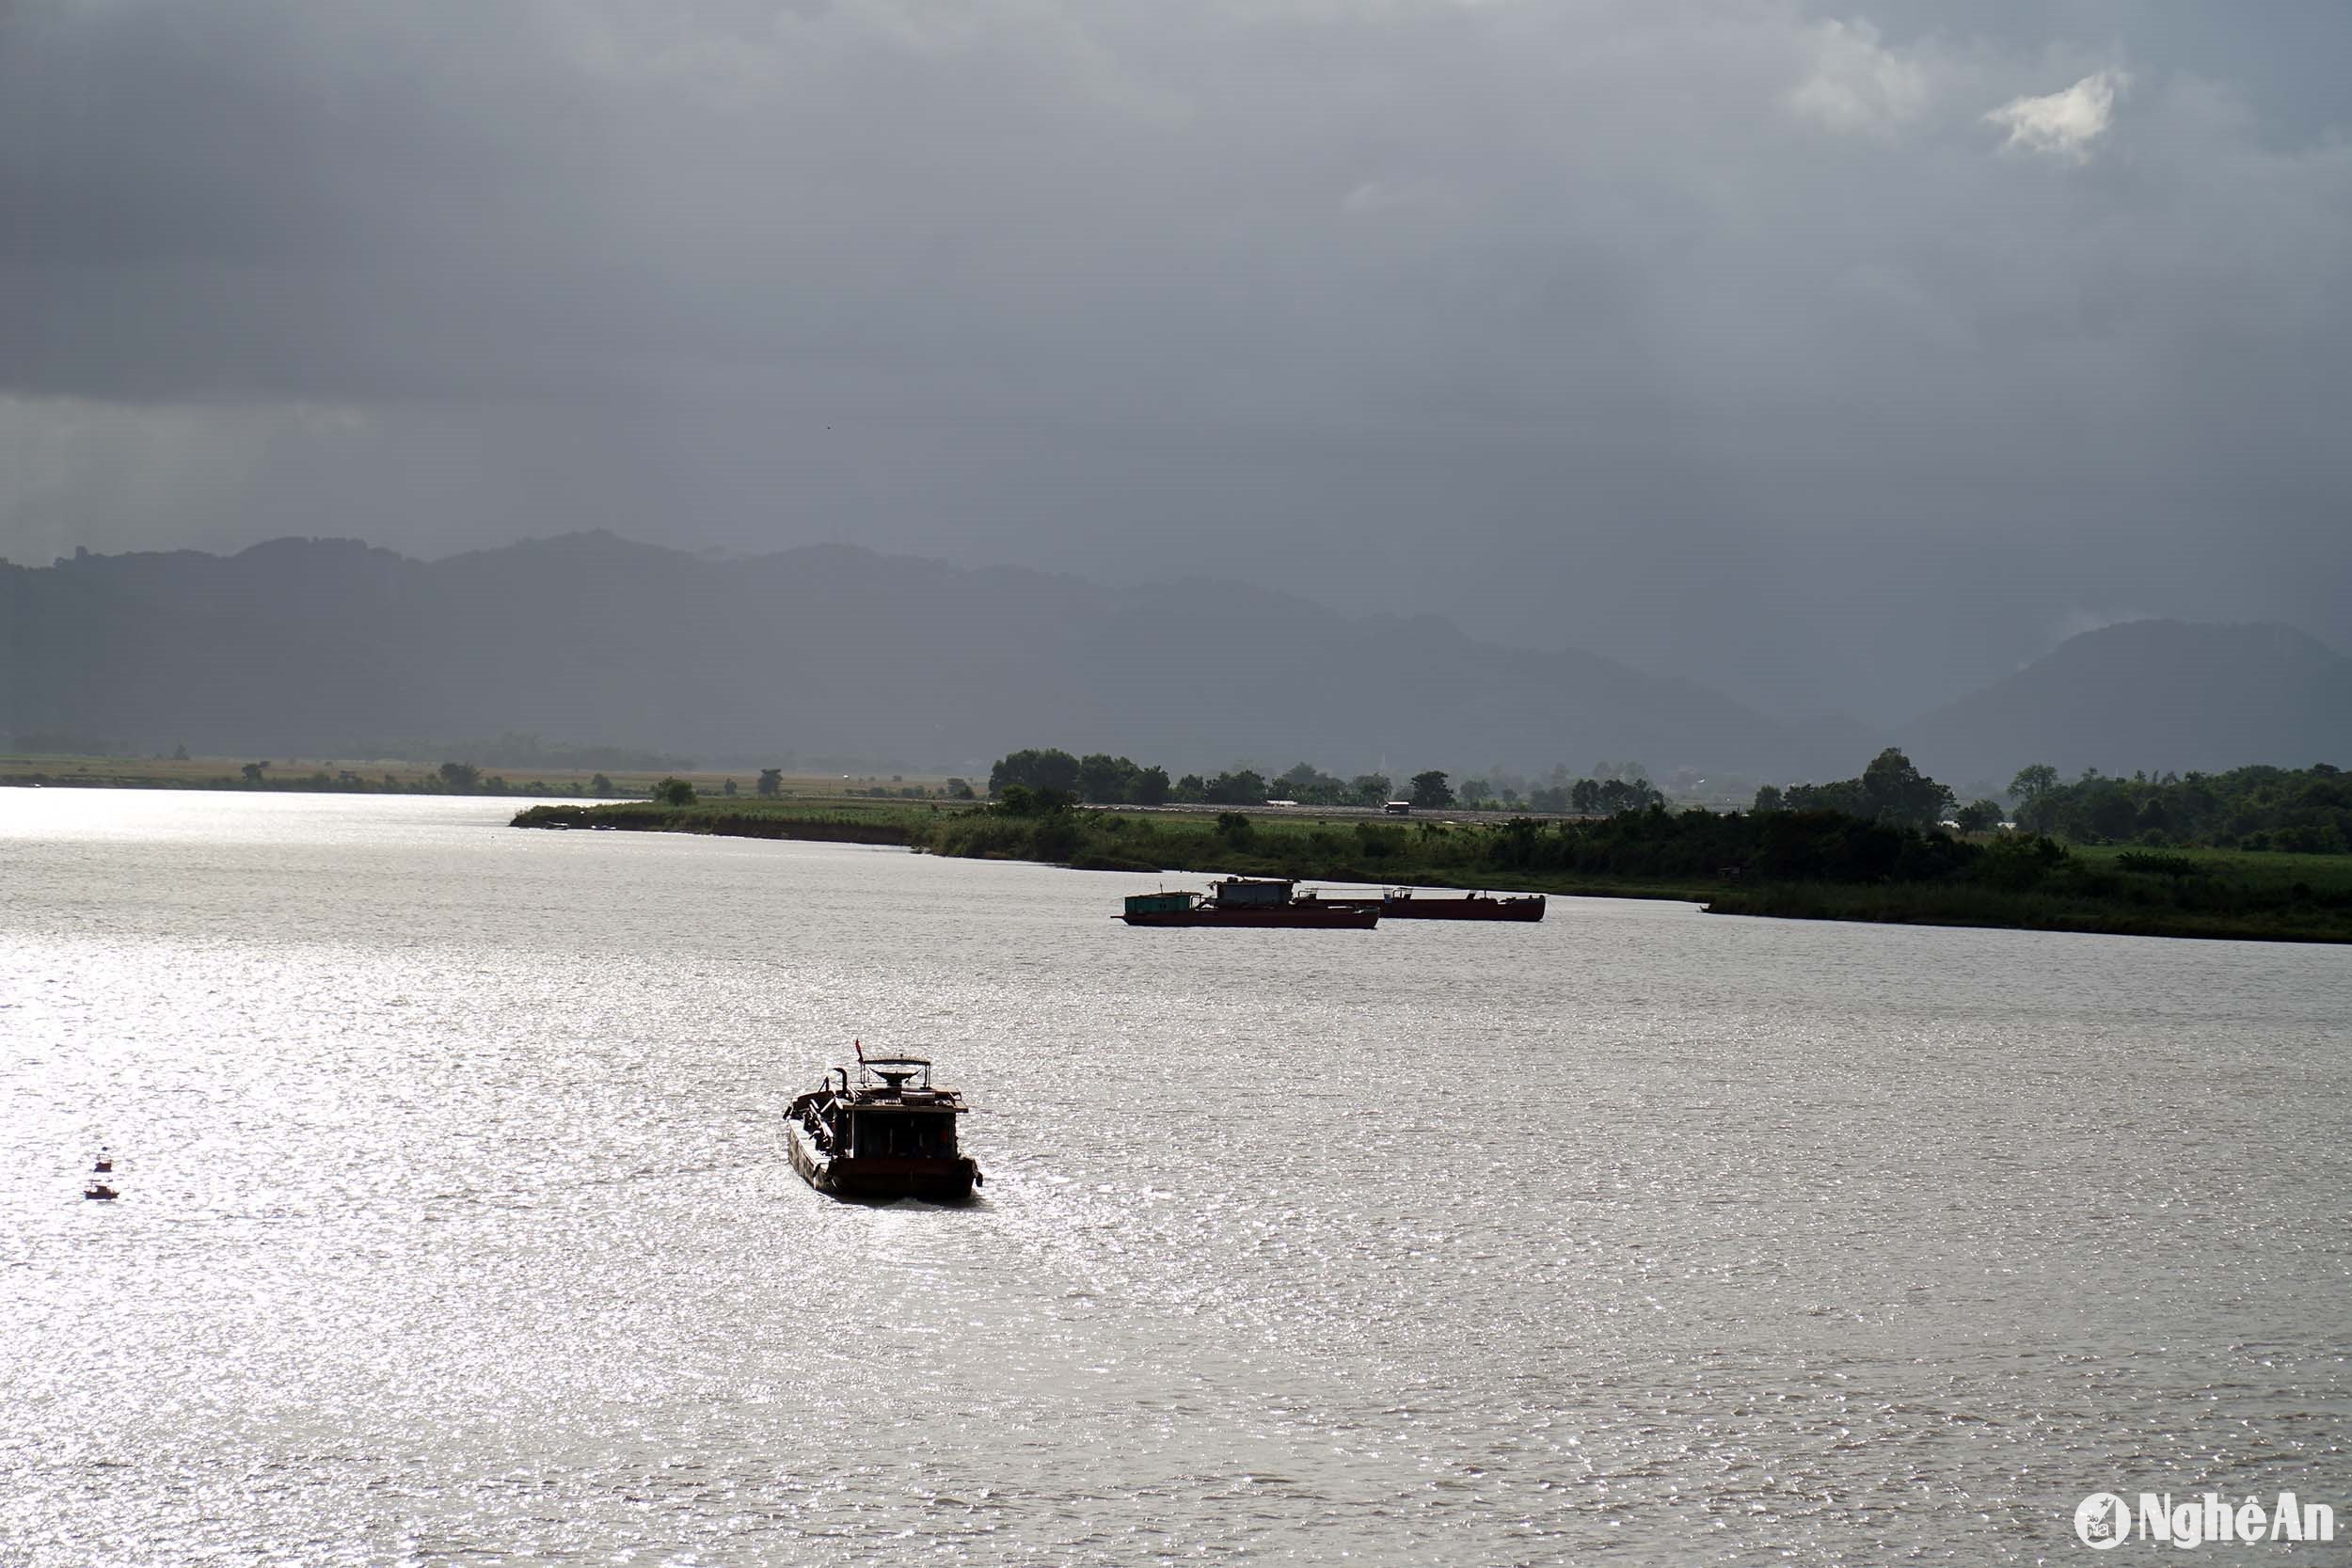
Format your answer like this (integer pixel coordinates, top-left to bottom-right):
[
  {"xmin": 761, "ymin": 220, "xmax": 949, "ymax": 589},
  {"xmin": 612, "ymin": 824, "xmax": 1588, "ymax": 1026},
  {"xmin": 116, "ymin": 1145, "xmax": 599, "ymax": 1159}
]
[
  {"xmin": 788, "ymin": 1119, "xmax": 980, "ymax": 1202},
  {"xmin": 1121, "ymin": 907, "xmax": 1378, "ymax": 928},
  {"xmin": 1381, "ymin": 895, "xmax": 1545, "ymax": 921}
]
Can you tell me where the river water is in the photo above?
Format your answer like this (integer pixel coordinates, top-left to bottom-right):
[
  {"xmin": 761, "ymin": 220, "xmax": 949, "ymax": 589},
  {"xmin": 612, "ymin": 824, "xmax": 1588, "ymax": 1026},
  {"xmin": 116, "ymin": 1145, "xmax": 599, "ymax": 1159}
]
[{"xmin": 2, "ymin": 791, "xmax": 2345, "ymax": 1565}]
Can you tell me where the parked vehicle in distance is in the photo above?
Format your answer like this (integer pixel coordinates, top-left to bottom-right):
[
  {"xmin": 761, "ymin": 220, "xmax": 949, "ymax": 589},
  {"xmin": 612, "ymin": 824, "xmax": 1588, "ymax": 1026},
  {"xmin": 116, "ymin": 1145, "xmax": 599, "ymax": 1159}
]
[{"xmin": 1383, "ymin": 800, "xmax": 1412, "ymax": 816}]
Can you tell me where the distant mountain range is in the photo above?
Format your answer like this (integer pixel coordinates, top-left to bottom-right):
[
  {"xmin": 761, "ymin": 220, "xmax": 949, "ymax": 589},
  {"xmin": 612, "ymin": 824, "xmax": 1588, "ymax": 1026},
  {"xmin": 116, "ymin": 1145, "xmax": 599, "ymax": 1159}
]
[
  {"xmin": 3, "ymin": 534, "xmax": 2343, "ymax": 785},
  {"xmin": 1904, "ymin": 619, "xmax": 2352, "ymax": 784},
  {"xmin": 0, "ymin": 532, "xmax": 1874, "ymax": 778}
]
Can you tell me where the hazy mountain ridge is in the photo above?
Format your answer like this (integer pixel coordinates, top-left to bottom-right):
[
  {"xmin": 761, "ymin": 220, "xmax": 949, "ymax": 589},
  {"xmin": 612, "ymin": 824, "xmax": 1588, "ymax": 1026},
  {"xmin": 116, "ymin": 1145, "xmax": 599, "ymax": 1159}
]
[
  {"xmin": 1905, "ymin": 619, "xmax": 2352, "ymax": 783},
  {"xmin": 11, "ymin": 537, "xmax": 2338, "ymax": 783},
  {"xmin": 5, "ymin": 532, "xmax": 1879, "ymax": 778}
]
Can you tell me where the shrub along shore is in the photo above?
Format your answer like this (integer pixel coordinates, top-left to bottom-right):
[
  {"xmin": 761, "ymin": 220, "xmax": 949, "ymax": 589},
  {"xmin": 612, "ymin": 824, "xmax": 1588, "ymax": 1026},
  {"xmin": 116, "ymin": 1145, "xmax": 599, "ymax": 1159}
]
[{"xmin": 510, "ymin": 799, "xmax": 2352, "ymax": 944}]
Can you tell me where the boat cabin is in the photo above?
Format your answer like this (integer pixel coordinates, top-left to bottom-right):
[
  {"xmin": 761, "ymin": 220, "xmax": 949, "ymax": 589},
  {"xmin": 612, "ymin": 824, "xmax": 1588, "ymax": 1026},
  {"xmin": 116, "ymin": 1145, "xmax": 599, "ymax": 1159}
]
[
  {"xmin": 849, "ymin": 1092, "xmax": 961, "ymax": 1159},
  {"xmin": 796, "ymin": 1056, "xmax": 968, "ymax": 1159},
  {"xmin": 1123, "ymin": 891, "xmax": 1200, "ymax": 919},
  {"xmin": 1208, "ymin": 877, "xmax": 1295, "ymax": 906}
]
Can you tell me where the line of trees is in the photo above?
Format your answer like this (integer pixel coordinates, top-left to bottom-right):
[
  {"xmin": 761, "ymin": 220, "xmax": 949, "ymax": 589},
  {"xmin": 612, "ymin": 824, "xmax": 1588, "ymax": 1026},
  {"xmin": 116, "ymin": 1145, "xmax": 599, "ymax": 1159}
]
[
  {"xmin": 986, "ymin": 748, "xmax": 1678, "ymax": 816},
  {"xmin": 195, "ymin": 759, "xmax": 621, "ymax": 796},
  {"xmin": 991, "ymin": 741, "xmax": 2351, "ymax": 855},
  {"xmin": 2008, "ymin": 762, "xmax": 2349, "ymax": 852}
]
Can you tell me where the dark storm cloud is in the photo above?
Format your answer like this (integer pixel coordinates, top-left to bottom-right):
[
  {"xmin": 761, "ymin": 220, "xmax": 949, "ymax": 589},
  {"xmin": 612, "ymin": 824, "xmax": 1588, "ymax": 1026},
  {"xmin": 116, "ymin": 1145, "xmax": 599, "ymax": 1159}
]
[{"xmin": 4, "ymin": 0, "xmax": 2347, "ymax": 719}]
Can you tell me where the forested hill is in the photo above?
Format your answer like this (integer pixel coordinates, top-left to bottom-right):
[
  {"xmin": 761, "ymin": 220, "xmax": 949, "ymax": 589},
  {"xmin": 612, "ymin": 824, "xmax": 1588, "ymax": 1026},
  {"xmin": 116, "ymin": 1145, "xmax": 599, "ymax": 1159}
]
[
  {"xmin": 1907, "ymin": 619, "xmax": 2352, "ymax": 783},
  {"xmin": 1, "ymin": 532, "xmax": 1873, "ymax": 777}
]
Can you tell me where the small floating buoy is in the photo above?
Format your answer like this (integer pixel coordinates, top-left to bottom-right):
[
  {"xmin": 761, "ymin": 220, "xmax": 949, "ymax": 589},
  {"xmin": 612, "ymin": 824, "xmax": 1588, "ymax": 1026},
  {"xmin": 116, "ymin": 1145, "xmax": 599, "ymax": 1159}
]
[{"xmin": 84, "ymin": 1182, "xmax": 119, "ymax": 1201}]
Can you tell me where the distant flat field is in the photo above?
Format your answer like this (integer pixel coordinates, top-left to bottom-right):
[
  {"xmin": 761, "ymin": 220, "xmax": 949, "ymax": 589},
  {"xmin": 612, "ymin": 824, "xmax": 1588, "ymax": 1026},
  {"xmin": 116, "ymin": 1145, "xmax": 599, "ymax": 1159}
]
[
  {"xmin": 0, "ymin": 753, "xmax": 962, "ymax": 801},
  {"xmin": 0, "ymin": 756, "xmax": 1595, "ymax": 818}
]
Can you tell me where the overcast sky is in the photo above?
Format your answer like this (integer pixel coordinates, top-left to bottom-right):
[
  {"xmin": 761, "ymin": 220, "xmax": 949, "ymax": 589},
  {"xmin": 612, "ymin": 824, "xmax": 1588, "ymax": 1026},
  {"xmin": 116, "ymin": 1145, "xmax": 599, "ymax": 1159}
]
[{"xmin": 4, "ymin": 0, "xmax": 2346, "ymax": 720}]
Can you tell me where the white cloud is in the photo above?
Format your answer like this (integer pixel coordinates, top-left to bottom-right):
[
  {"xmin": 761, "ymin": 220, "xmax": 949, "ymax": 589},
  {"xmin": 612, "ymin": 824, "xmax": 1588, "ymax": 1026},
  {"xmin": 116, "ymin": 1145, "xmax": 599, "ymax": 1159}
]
[
  {"xmin": 1788, "ymin": 20, "xmax": 1931, "ymax": 136},
  {"xmin": 1985, "ymin": 70, "xmax": 2126, "ymax": 162},
  {"xmin": 1341, "ymin": 179, "xmax": 1421, "ymax": 215}
]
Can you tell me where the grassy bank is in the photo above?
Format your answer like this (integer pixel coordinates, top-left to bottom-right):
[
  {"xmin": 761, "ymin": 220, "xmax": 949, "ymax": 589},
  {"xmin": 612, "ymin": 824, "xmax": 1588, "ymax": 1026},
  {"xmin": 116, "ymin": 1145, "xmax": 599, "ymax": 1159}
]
[
  {"xmin": 1706, "ymin": 861, "xmax": 2352, "ymax": 943},
  {"xmin": 514, "ymin": 800, "xmax": 934, "ymax": 847},
  {"xmin": 511, "ymin": 800, "xmax": 2352, "ymax": 943}
]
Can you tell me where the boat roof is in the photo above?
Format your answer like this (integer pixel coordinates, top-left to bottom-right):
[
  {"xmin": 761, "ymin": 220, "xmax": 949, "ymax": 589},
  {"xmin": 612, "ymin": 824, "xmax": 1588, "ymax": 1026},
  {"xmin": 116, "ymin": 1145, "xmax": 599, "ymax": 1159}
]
[
  {"xmin": 842, "ymin": 1078, "xmax": 967, "ymax": 1112},
  {"xmin": 805, "ymin": 1053, "xmax": 972, "ymax": 1107}
]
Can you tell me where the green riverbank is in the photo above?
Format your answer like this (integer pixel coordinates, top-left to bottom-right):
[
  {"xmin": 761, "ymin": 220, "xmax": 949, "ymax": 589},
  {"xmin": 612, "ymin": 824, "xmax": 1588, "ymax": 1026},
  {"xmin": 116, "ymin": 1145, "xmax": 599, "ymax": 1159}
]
[{"xmin": 511, "ymin": 799, "xmax": 2352, "ymax": 944}]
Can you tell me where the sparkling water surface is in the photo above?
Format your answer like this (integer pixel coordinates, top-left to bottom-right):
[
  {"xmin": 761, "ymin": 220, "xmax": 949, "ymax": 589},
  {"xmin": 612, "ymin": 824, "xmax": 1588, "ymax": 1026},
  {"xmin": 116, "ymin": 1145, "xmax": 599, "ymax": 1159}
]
[{"xmin": 3, "ymin": 791, "xmax": 2346, "ymax": 1564}]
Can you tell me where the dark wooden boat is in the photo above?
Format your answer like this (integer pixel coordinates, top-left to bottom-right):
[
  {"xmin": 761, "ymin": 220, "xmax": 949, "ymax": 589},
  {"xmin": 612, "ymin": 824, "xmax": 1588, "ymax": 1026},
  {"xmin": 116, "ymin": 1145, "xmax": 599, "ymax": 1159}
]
[
  {"xmin": 84, "ymin": 1182, "xmax": 118, "ymax": 1201},
  {"xmin": 1121, "ymin": 878, "xmax": 1379, "ymax": 928},
  {"xmin": 787, "ymin": 1053, "xmax": 982, "ymax": 1202},
  {"xmin": 1376, "ymin": 888, "xmax": 1546, "ymax": 921}
]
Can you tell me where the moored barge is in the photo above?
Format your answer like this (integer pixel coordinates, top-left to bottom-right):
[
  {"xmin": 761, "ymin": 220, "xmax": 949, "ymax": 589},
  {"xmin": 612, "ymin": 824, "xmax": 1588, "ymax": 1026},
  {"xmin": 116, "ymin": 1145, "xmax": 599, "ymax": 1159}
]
[
  {"xmin": 1121, "ymin": 878, "xmax": 1379, "ymax": 928},
  {"xmin": 1375, "ymin": 888, "xmax": 1545, "ymax": 921},
  {"xmin": 787, "ymin": 1053, "xmax": 983, "ymax": 1202},
  {"xmin": 1292, "ymin": 886, "xmax": 1546, "ymax": 921}
]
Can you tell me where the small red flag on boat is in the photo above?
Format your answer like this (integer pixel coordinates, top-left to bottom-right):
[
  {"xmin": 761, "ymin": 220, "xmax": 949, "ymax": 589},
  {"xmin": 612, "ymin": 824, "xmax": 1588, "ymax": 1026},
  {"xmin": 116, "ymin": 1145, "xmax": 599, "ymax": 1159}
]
[{"xmin": 853, "ymin": 1038, "xmax": 865, "ymax": 1064}]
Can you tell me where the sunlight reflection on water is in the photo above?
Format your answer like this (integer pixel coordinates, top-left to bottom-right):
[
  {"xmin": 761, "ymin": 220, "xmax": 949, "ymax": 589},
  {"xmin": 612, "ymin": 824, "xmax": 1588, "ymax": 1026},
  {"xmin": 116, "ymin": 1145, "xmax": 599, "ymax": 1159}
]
[{"xmin": 2, "ymin": 790, "xmax": 2346, "ymax": 1564}]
